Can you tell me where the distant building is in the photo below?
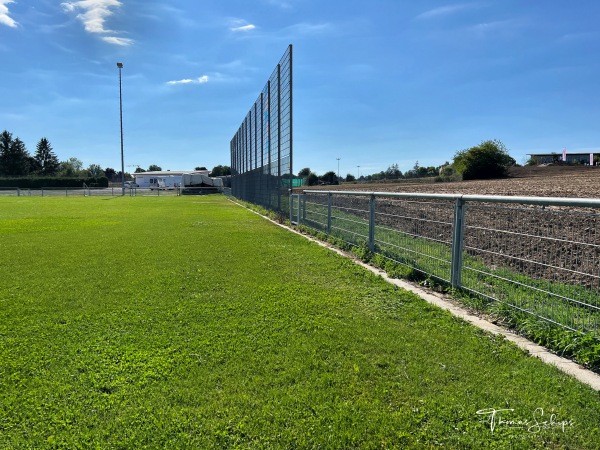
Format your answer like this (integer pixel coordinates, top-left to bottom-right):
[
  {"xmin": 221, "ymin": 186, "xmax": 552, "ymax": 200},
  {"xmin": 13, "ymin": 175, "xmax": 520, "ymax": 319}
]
[
  {"xmin": 527, "ymin": 152, "xmax": 600, "ymax": 165},
  {"xmin": 134, "ymin": 170, "xmax": 210, "ymax": 189}
]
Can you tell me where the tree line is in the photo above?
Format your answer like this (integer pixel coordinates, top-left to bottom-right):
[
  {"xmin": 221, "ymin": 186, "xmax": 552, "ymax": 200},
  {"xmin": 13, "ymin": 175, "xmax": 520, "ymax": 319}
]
[
  {"xmin": 0, "ymin": 130, "xmax": 119, "ymax": 180},
  {"xmin": 0, "ymin": 129, "xmax": 232, "ymax": 182},
  {"xmin": 297, "ymin": 161, "xmax": 447, "ymax": 186},
  {"xmin": 299, "ymin": 140, "xmax": 516, "ymax": 186},
  {"xmin": 1, "ymin": 131, "xmax": 60, "ymax": 177}
]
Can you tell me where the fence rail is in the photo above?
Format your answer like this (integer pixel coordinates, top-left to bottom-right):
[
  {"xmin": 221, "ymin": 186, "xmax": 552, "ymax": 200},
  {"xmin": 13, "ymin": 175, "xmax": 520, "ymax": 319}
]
[
  {"xmin": 0, "ymin": 187, "xmax": 182, "ymax": 197},
  {"xmin": 295, "ymin": 190, "xmax": 600, "ymax": 335}
]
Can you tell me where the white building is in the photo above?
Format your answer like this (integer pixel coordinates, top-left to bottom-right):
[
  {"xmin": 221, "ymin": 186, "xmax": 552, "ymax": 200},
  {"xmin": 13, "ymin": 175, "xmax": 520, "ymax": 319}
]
[{"xmin": 134, "ymin": 170, "xmax": 210, "ymax": 189}]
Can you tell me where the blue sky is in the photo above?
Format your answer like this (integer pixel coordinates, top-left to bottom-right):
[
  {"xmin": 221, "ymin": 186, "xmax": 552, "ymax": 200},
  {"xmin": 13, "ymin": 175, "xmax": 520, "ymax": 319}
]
[{"xmin": 1, "ymin": 1, "xmax": 600, "ymax": 177}]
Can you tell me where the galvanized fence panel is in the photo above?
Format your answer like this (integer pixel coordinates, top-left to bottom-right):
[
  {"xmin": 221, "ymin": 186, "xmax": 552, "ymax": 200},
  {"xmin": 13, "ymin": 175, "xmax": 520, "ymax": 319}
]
[
  {"xmin": 0, "ymin": 187, "xmax": 182, "ymax": 197},
  {"xmin": 374, "ymin": 196, "xmax": 456, "ymax": 283},
  {"xmin": 301, "ymin": 190, "xmax": 600, "ymax": 335},
  {"xmin": 230, "ymin": 45, "xmax": 292, "ymax": 216}
]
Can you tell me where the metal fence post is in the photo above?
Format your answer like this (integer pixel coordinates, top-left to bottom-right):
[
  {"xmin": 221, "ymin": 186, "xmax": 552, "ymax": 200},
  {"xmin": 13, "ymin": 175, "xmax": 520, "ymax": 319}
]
[
  {"xmin": 289, "ymin": 191, "xmax": 293, "ymax": 224},
  {"xmin": 297, "ymin": 193, "xmax": 302, "ymax": 225},
  {"xmin": 327, "ymin": 193, "xmax": 332, "ymax": 234},
  {"xmin": 41, "ymin": 188, "xmax": 44, "ymax": 197},
  {"xmin": 302, "ymin": 193, "xmax": 306, "ymax": 222},
  {"xmin": 17, "ymin": 188, "xmax": 20, "ymax": 197},
  {"xmin": 451, "ymin": 197, "xmax": 466, "ymax": 288},
  {"xmin": 369, "ymin": 194, "xmax": 376, "ymax": 251}
]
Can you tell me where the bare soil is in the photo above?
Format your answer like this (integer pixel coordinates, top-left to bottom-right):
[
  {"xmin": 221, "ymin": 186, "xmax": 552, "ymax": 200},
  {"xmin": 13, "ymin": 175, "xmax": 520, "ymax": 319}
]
[{"xmin": 299, "ymin": 165, "xmax": 600, "ymax": 289}]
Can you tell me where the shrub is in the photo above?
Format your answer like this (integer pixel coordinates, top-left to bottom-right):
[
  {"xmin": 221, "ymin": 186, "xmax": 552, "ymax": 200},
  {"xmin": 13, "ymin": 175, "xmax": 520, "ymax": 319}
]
[{"xmin": 453, "ymin": 140, "xmax": 515, "ymax": 180}]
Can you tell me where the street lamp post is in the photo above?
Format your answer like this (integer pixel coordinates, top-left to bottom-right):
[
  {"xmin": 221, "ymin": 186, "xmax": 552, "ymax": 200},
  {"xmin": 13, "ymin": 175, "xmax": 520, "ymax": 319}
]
[
  {"xmin": 336, "ymin": 157, "xmax": 340, "ymax": 181},
  {"xmin": 117, "ymin": 62, "xmax": 125, "ymax": 196},
  {"xmin": 357, "ymin": 165, "xmax": 360, "ymax": 179}
]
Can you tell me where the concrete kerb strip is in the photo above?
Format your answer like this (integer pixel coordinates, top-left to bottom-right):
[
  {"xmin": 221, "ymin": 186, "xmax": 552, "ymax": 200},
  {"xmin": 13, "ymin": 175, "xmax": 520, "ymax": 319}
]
[{"xmin": 229, "ymin": 199, "xmax": 600, "ymax": 391}]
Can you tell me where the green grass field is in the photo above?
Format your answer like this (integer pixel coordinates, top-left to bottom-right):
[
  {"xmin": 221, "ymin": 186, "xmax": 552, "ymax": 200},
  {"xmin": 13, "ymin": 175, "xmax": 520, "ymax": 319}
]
[{"xmin": 1, "ymin": 195, "xmax": 600, "ymax": 449}]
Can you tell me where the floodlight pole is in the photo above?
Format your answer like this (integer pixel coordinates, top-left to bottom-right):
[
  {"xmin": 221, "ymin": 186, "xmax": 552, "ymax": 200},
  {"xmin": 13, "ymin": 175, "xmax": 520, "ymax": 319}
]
[
  {"xmin": 357, "ymin": 165, "xmax": 360, "ymax": 179},
  {"xmin": 336, "ymin": 157, "xmax": 340, "ymax": 181},
  {"xmin": 117, "ymin": 62, "xmax": 125, "ymax": 196}
]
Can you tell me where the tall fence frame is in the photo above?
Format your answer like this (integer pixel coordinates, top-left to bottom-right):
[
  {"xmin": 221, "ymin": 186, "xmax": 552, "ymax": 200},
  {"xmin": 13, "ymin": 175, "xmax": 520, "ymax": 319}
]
[
  {"xmin": 294, "ymin": 190, "xmax": 600, "ymax": 335},
  {"xmin": 230, "ymin": 45, "xmax": 293, "ymax": 214}
]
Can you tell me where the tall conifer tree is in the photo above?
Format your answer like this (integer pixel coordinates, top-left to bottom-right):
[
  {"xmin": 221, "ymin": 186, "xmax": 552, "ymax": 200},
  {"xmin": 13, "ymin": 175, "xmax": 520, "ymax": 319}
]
[{"xmin": 34, "ymin": 137, "xmax": 60, "ymax": 175}]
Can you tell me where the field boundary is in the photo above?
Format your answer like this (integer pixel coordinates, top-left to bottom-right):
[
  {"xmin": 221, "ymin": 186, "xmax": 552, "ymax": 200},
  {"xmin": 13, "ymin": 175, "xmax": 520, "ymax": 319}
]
[
  {"xmin": 294, "ymin": 190, "xmax": 600, "ymax": 336},
  {"xmin": 230, "ymin": 198, "xmax": 600, "ymax": 391}
]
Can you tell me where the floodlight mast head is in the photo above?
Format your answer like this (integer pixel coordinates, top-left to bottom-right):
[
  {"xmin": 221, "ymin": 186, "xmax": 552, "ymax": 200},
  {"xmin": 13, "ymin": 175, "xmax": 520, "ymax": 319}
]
[{"xmin": 117, "ymin": 62, "xmax": 123, "ymax": 68}]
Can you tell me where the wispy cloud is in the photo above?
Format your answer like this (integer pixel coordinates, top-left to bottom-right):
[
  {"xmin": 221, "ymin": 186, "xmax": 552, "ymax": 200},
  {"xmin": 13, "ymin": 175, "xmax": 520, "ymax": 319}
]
[
  {"xmin": 262, "ymin": 0, "xmax": 294, "ymax": 9},
  {"xmin": 0, "ymin": 0, "xmax": 18, "ymax": 28},
  {"xmin": 102, "ymin": 36, "xmax": 133, "ymax": 46},
  {"xmin": 166, "ymin": 75, "xmax": 209, "ymax": 86},
  {"xmin": 233, "ymin": 24, "xmax": 256, "ymax": 32},
  {"xmin": 283, "ymin": 22, "xmax": 334, "ymax": 36},
  {"xmin": 415, "ymin": 4, "xmax": 474, "ymax": 20},
  {"xmin": 466, "ymin": 18, "xmax": 524, "ymax": 37},
  {"xmin": 229, "ymin": 19, "xmax": 256, "ymax": 32},
  {"xmin": 558, "ymin": 31, "xmax": 599, "ymax": 43},
  {"xmin": 61, "ymin": 0, "xmax": 133, "ymax": 45}
]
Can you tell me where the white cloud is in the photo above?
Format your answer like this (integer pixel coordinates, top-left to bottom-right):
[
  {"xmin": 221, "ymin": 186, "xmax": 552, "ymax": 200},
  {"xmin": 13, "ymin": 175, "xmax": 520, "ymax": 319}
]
[
  {"xmin": 61, "ymin": 0, "xmax": 133, "ymax": 45},
  {"xmin": 466, "ymin": 19, "xmax": 524, "ymax": 37},
  {"xmin": 229, "ymin": 19, "xmax": 256, "ymax": 32},
  {"xmin": 232, "ymin": 24, "xmax": 256, "ymax": 32},
  {"xmin": 167, "ymin": 75, "xmax": 209, "ymax": 85},
  {"xmin": 102, "ymin": 36, "xmax": 133, "ymax": 46},
  {"xmin": 415, "ymin": 4, "xmax": 473, "ymax": 20},
  {"xmin": 283, "ymin": 22, "xmax": 333, "ymax": 35},
  {"xmin": 262, "ymin": 0, "xmax": 294, "ymax": 9},
  {"xmin": 0, "ymin": 0, "xmax": 18, "ymax": 28}
]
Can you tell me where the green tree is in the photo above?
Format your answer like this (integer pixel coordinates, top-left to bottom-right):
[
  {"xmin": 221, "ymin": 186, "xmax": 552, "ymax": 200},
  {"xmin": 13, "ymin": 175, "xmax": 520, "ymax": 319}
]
[
  {"xmin": 319, "ymin": 171, "xmax": 338, "ymax": 185},
  {"xmin": 59, "ymin": 157, "xmax": 84, "ymax": 177},
  {"xmin": 34, "ymin": 137, "xmax": 60, "ymax": 176},
  {"xmin": 210, "ymin": 165, "xmax": 231, "ymax": 176},
  {"xmin": 453, "ymin": 139, "xmax": 516, "ymax": 180},
  {"xmin": 0, "ymin": 130, "xmax": 13, "ymax": 175},
  {"xmin": 439, "ymin": 165, "xmax": 456, "ymax": 178},
  {"xmin": 28, "ymin": 155, "xmax": 42, "ymax": 174},
  {"xmin": 195, "ymin": 166, "xmax": 208, "ymax": 171},
  {"xmin": 134, "ymin": 167, "xmax": 146, "ymax": 173},
  {"xmin": 1, "ymin": 136, "xmax": 31, "ymax": 176},
  {"xmin": 371, "ymin": 171, "xmax": 385, "ymax": 181},
  {"xmin": 307, "ymin": 172, "xmax": 319, "ymax": 186},
  {"xmin": 148, "ymin": 164, "xmax": 162, "ymax": 171},
  {"xmin": 385, "ymin": 164, "xmax": 402, "ymax": 179},
  {"xmin": 416, "ymin": 166, "xmax": 429, "ymax": 177},
  {"xmin": 87, "ymin": 164, "xmax": 104, "ymax": 177},
  {"xmin": 104, "ymin": 167, "xmax": 117, "ymax": 181},
  {"xmin": 345, "ymin": 173, "xmax": 356, "ymax": 182},
  {"xmin": 298, "ymin": 167, "xmax": 311, "ymax": 178}
]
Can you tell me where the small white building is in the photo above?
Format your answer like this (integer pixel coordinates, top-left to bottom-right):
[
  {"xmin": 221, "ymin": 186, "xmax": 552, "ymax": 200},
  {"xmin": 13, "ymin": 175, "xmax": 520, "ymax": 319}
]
[{"xmin": 134, "ymin": 170, "xmax": 210, "ymax": 189}]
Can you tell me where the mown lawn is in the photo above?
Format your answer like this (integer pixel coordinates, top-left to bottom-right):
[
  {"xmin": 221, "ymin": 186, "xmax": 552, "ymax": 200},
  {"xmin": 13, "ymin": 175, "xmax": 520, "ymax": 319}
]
[{"xmin": 1, "ymin": 195, "xmax": 600, "ymax": 449}]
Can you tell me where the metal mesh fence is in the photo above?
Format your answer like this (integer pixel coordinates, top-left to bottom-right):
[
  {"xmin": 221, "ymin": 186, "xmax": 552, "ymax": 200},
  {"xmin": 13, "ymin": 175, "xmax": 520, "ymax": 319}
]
[
  {"xmin": 299, "ymin": 190, "xmax": 600, "ymax": 335},
  {"xmin": 230, "ymin": 45, "xmax": 292, "ymax": 215},
  {"xmin": 0, "ymin": 187, "xmax": 180, "ymax": 197}
]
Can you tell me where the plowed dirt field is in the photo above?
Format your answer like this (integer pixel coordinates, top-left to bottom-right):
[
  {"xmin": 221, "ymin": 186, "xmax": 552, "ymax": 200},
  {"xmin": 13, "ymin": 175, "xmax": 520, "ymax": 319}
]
[{"xmin": 304, "ymin": 165, "xmax": 600, "ymax": 198}]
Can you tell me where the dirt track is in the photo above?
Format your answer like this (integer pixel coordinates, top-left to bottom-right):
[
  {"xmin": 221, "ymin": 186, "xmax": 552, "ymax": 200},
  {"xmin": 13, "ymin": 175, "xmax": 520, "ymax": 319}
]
[{"xmin": 302, "ymin": 166, "xmax": 600, "ymax": 199}]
